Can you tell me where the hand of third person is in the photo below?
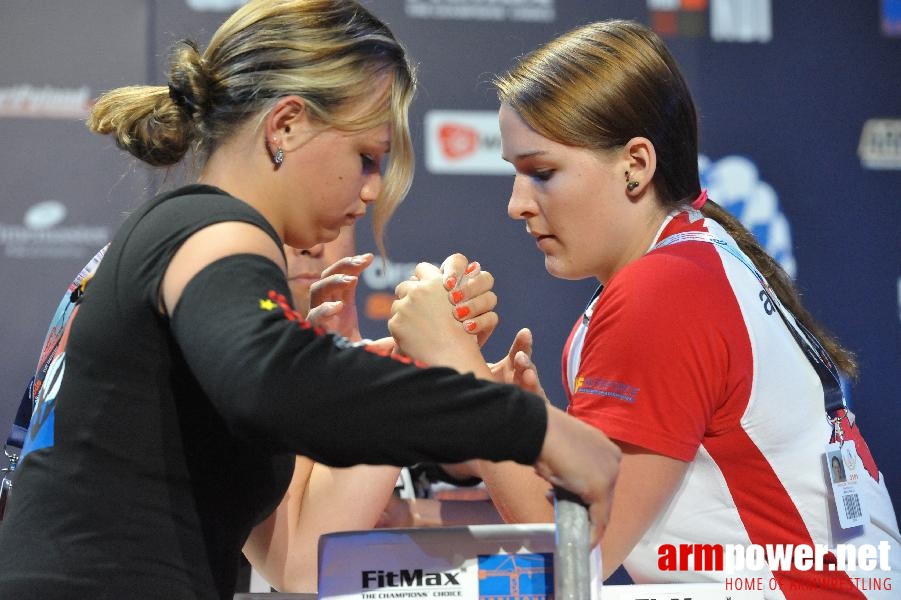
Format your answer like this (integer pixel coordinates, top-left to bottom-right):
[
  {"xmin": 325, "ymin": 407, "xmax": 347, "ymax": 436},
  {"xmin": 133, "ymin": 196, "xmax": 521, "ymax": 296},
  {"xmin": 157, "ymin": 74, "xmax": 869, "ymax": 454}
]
[{"xmin": 307, "ymin": 253, "xmax": 373, "ymax": 341}]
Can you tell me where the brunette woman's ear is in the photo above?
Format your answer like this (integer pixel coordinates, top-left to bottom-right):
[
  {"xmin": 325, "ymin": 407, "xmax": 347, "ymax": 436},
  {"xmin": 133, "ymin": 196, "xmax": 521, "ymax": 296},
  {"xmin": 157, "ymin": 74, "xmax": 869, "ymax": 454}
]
[{"xmin": 622, "ymin": 136, "xmax": 656, "ymax": 196}]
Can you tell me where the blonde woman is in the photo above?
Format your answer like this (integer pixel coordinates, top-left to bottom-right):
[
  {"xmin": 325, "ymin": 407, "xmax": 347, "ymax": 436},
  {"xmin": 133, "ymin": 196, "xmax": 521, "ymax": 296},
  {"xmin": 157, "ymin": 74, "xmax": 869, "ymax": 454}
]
[{"xmin": 0, "ymin": 3, "xmax": 620, "ymax": 599}]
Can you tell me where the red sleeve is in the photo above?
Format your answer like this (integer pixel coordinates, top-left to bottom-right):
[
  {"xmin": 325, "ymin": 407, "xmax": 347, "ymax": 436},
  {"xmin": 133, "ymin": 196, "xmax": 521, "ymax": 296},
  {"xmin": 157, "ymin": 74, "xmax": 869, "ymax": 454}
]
[{"xmin": 567, "ymin": 246, "xmax": 742, "ymax": 461}]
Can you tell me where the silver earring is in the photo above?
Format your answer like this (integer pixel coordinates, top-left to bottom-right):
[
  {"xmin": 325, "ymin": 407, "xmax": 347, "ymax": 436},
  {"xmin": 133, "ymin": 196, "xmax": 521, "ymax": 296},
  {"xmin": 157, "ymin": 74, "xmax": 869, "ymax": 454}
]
[{"xmin": 273, "ymin": 147, "xmax": 284, "ymax": 167}]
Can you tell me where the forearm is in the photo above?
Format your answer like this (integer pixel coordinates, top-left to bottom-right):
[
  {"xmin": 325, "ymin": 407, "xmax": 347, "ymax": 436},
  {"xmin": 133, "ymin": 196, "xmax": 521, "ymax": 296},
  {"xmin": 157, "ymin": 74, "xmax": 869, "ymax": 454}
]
[
  {"xmin": 398, "ymin": 497, "xmax": 505, "ymax": 527},
  {"xmin": 282, "ymin": 463, "xmax": 400, "ymax": 592},
  {"xmin": 245, "ymin": 459, "xmax": 400, "ymax": 593},
  {"xmin": 243, "ymin": 457, "xmax": 315, "ymax": 589},
  {"xmin": 477, "ymin": 460, "xmax": 554, "ymax": 525},
  {"xmin": 596, "ymin": 443, "xmax": 690, "ymax": 578}
]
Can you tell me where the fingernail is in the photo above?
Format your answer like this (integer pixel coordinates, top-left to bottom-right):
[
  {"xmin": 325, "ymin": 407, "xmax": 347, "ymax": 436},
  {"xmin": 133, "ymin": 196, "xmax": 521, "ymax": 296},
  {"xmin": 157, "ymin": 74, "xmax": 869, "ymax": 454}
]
[
  {"xmin": 465, "ymin": 321, "xmax": 477, "ymax": 332},
  {"xmin": 342, "ymin": 275, "xmax": 357, "ymax": 283},
  {"xmin": 465, "ymin": 262, "xmax": 479, "ymax": 275},
  {"xmin": 444, "ymin": 276, "xmax": 457, "ymax": 291},
  {"xmin": 455, "ymin": 306, "xmax": 471, "ymax": 319},
  {"xmin": 451, "ymin": 289, "xmax": 464, "ymax": 304}
]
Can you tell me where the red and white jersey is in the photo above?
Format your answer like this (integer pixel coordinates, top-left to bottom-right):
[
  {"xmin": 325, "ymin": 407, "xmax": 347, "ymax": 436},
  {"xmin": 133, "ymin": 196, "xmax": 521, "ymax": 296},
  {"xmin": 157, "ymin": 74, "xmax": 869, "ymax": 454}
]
[{"xmin": 563, "ymin": 209, "xmax": 900, "ymax": 598}]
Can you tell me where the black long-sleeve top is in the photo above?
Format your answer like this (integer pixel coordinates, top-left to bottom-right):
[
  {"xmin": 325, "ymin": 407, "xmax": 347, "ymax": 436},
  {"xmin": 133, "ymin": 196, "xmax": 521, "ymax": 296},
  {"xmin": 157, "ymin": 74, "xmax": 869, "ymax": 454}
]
[{"xmin": 0, "ymin": 185, "xmax": 546, "ymax": 600}]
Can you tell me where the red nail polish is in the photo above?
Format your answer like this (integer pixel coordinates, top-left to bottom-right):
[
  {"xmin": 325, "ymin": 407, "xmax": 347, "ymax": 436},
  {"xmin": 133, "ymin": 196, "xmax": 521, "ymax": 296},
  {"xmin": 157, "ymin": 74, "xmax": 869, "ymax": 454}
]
[
  {"xmin": 465, "ymin": 262, "xmax": 479, "ymax": 275},
  {"xmin": 444, "ymin": 276, "xmax": 457, "ymax": 291},
  {"xmin": 451, "ymin": 289, "xmax": 464, "ymax": 304},
  {"xmin": 455, "ymin": 306, "xmax": 471, "ymax": 319},
  {"xmin": 465, "ymin": 321, "xmax": 477, "ymax": 332}
]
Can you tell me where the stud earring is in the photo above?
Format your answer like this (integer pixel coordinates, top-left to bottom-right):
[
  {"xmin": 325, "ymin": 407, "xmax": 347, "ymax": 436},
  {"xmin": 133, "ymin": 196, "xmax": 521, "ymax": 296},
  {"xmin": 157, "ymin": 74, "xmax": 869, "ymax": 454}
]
[
  {"xmin": 625, "ymin": 171, "xmax": 639, "ymax": 192},
  {"xmin": 271, "ymin": 137, "xmax": 284, "ymax": 167}
]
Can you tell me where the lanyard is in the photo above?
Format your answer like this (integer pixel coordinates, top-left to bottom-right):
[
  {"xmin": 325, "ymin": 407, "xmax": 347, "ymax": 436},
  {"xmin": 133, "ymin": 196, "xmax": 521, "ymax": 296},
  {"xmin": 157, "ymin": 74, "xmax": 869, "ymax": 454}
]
[{"xmin": 653, "ymin": 230, "xmax": 847, "ymax": 414}]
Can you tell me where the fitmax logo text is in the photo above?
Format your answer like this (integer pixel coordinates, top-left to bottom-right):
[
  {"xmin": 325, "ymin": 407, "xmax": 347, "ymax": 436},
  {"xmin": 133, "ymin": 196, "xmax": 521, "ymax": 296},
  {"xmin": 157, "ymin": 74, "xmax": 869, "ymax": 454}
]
[{"xmin": 362, "ymin": 569, "xmax": 460, "ymax": 588}]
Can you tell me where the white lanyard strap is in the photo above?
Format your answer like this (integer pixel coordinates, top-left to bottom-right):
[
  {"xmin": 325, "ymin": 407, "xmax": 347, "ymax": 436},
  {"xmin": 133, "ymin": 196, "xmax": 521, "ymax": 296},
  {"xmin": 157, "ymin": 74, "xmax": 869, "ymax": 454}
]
[{"xmin": 653, "ymin": 231, "xmax": 846, "ymax": 413}]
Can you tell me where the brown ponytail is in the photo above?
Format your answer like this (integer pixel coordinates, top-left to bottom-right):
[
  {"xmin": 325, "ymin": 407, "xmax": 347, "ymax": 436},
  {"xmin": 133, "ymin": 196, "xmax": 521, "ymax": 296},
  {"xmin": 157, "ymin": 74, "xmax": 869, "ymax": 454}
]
[{"xmin": 700, "ymin": 199, "xmax": 857, "ymax": 378}]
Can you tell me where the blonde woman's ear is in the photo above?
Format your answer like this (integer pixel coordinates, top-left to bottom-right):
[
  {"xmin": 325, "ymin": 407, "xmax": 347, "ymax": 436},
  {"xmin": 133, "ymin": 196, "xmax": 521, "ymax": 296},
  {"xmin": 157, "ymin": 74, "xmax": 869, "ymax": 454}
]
[{"xmin": 265, "ymin": 96, "xmax": 309, "ymax": 152}]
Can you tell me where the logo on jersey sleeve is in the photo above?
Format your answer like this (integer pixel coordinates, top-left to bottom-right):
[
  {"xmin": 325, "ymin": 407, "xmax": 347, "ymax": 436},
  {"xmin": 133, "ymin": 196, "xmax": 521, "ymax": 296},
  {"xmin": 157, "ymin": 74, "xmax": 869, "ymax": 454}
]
[{"xmin": 574, "ymin": 375, "xmax": 639, "ymax": 403}]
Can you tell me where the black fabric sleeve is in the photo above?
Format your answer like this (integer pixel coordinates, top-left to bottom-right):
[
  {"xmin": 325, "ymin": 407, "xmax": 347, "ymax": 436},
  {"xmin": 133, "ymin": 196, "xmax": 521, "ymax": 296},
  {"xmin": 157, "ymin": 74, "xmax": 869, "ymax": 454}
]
[{"xmin": 170, "ymin": 253, "xmax": 547, "ymax": 468}]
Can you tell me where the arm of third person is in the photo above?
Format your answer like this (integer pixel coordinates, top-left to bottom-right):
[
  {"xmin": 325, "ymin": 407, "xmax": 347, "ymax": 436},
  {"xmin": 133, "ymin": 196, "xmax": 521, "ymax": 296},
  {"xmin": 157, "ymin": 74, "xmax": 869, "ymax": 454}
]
[{"xmin": 244, "ymin": 457, "xmax": 400, "ymax": 593}]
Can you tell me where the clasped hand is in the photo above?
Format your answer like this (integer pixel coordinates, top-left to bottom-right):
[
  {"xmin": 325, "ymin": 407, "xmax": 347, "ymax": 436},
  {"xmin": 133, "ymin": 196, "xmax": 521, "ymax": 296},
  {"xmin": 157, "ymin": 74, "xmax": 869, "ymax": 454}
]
[
  {"xmin": 389, "ymin": 254, "xmax": 497, "ymax": 366},
  {"xmin": 305, "ymin": 252, "xmax": 497, "ymax": 357}
]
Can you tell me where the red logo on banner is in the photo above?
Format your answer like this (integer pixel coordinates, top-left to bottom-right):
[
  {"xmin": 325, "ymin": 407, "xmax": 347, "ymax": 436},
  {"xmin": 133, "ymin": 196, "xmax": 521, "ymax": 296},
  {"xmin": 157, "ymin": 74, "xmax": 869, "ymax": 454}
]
[{"xmin": 439, "ymin": 123, "xmax": 479, "ymax": 159}]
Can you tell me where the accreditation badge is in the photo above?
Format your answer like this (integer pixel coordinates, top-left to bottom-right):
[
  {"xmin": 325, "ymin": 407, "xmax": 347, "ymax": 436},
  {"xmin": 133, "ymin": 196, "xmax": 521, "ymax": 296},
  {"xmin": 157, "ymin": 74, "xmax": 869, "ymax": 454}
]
[{"xmin": 825, "ymin": 440, "xmax": 868, "ymax": 529}]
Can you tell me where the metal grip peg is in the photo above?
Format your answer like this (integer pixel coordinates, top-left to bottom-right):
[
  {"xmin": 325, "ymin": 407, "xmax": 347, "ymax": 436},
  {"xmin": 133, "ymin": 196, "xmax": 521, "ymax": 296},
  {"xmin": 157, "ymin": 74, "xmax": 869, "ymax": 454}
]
[{"xmin": 553, "ymin": 486, "xmax": 591, "ymax": 599}]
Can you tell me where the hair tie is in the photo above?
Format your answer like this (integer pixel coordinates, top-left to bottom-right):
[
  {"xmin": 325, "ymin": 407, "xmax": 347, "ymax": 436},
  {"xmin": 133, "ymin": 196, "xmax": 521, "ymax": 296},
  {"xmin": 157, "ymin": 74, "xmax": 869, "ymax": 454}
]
[
  {"xmin": 168, "ymin": 83, "xmax": 201, "ymax": 116},
  {"xmin": 691, "ymin": 189, "xmax": 708, "ymax": 210}
]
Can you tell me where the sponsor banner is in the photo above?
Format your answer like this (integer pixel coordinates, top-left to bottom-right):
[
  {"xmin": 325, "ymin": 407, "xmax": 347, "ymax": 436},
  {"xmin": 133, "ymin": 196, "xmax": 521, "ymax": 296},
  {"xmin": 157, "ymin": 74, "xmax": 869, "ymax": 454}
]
[
  {"xmin": 699, "ymin": 154, "xmax": 796, "ymax": 278},
  {"xmin": 710, "ymin": 0, "xmax": 772, "ymax": 42},
  {"xmin": 897, "ymin": 277, "xmax": 901, "ymax": 324},
  {"xmin": 647, "ymin": 0, "xmax": 772, "ymax": 42},
  {"xmin": 360, "ymin": 257, "xmax": 420, "ymax": 321},
  {"xmin": 405, "ymin": 0, "xmax": 555, "ymax": 23},
  {"xmin": 858, "ymin": 119, "xmax": 901, "ymax": 170},
  {"xmin": 648, "ymin": 0, "xmax": 708, "ymax": 39},
  {"xmin": 883, "ymin": 0, "xmax": 901, "ymax": 36},
  {"xmin": 317, "ymin": 525, "xmax": 773, "ymax": 600},
  {"xmin": 317, "ymin": 525, "xmax": 596, "ymax": 600},
  {"xmin": 184, "ymin": 0, "xmax": 247, "ymax": 11},
  {"xmin": 424, "ymin": 110, "xmax": 511, "ymax": 175},
  {"xmin": 0, "ymin": 85, "xmax": 92, "ymax": 120},
  {"xmin": 0, "ymin": 200, "xmax": 110, "ymax": 259}
]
